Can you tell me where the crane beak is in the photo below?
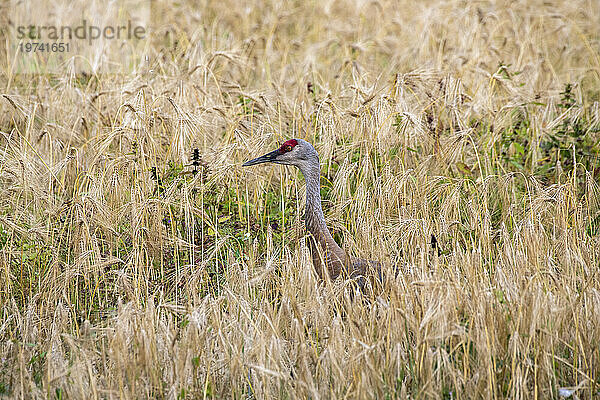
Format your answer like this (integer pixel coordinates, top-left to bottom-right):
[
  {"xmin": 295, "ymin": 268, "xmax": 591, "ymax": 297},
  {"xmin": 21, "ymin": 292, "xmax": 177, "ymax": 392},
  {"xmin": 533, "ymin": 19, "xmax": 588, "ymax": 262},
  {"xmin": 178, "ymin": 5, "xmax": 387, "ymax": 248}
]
[{"xmin": 242, "ymin": 149, "xmax": 280, "ymax": 166}]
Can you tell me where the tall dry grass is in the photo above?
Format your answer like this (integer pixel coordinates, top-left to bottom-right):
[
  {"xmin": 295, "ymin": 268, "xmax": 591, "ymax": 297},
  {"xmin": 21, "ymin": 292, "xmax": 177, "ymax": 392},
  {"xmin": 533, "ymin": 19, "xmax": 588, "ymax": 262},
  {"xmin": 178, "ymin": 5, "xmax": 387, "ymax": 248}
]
[{"xmin": 1, "ymin": 0, "xmax": 600, "ymax": 398}]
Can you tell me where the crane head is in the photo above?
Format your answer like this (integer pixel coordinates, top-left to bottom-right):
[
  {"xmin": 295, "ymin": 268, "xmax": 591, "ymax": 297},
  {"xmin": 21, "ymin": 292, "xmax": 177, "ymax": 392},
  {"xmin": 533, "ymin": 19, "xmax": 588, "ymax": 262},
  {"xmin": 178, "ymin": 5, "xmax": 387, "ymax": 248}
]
[{"xmin": 243, "ymin": 138, "xmax": 317, "ymax": 168}]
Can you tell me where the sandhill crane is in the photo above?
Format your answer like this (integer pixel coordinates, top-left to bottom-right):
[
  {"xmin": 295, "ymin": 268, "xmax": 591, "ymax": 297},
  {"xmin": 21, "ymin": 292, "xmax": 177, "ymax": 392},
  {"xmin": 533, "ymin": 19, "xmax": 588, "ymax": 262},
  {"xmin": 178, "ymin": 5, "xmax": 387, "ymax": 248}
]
[{"xmin": 243, "ymin": 138, "xmax": 385, "ymax": 289}]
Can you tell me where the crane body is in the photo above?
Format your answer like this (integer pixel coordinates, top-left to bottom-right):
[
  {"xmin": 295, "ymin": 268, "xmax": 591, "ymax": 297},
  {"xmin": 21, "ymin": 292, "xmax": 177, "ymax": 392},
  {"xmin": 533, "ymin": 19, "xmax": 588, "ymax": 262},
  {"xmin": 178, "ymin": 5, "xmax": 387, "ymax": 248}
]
[{"xmin": 243, "ymin": 139, "xmax": 384, "ymax": 287}]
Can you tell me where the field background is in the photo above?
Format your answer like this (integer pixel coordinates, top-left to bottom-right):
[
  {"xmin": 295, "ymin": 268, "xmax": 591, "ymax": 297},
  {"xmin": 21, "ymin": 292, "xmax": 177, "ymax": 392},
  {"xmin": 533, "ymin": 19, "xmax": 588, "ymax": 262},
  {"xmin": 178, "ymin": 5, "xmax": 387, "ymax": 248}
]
[{"xmin": 1, "ymin": 0, "xmax": 600, "ymax": 398}]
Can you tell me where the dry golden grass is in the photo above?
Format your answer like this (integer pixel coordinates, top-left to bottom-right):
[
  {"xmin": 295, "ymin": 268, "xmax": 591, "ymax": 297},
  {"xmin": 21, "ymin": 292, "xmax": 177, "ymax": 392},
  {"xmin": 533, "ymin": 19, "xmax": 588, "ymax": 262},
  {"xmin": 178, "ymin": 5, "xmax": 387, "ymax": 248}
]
[{"xmin": 1, "ymin": 0, "xmax": 600, "ymax": 398}]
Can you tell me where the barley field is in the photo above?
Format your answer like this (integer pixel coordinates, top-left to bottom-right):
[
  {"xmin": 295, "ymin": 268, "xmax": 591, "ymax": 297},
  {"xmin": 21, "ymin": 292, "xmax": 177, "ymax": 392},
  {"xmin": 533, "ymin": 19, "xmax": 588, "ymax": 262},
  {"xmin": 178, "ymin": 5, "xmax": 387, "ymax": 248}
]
[{"xmin": 1, "ymin": 0, "xmax": 600, "ymax": 398}]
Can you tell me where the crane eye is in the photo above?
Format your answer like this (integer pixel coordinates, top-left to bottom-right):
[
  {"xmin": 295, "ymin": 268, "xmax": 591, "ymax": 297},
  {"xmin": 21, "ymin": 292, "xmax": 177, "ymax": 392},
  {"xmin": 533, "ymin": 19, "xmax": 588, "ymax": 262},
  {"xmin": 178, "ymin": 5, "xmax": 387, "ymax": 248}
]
[{"xmin": 285, "ymin": 145, "xmax": 292, "ymax": 152}]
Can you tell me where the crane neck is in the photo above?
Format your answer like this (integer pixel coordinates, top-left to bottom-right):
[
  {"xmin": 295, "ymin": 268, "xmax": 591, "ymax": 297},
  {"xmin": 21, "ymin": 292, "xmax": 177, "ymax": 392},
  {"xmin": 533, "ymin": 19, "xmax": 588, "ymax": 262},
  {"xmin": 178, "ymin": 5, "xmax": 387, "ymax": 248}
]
[
  {"xmin": 300, "ymin": 163, "xmax": 323, "ymax": 216},
  {"xmin": 298, "ymin": 160, "xmax": 341, "ymax": 253}
]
